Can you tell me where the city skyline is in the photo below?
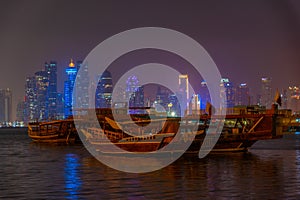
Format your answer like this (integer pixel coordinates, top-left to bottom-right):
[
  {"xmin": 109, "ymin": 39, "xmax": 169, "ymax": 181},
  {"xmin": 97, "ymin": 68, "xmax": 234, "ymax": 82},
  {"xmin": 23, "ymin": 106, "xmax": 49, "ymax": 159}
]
[
  {"xmin": 0, "ymin": 1, "xmax": 300, "ymax": 118},
  {"xmin": 17, "ymin": 60, "xmax": 300, "ymax": 123}
]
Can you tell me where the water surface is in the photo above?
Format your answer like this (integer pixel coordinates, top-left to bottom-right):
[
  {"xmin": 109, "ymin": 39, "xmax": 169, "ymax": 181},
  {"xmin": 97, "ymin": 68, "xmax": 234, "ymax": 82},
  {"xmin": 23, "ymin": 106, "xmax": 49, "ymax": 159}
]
[{"xmin": 1, "ymin": 130, "xmax": 300, "ymax": 199}]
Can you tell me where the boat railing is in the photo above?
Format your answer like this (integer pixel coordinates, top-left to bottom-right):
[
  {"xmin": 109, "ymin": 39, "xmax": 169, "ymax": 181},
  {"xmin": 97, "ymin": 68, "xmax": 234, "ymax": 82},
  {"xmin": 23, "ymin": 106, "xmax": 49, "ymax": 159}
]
[{"xmin": 28, "ymin": 120, "xmax": 72, "ymax": 136}]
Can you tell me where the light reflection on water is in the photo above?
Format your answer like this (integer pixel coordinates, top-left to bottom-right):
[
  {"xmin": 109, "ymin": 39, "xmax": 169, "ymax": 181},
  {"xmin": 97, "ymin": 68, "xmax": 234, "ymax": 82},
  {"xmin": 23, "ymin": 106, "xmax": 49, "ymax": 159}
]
[
  {"xmin": 64, "ymin": 154, "xmax": 82, "ymax": 199},
  {"xmin": 1, "ymin": 130, "xmax": 300, "ymax": 199}
]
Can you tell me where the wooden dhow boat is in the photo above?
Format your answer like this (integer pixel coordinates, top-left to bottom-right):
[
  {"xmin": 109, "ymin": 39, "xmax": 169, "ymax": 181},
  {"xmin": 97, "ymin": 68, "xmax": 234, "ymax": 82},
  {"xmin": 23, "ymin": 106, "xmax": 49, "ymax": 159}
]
[
  {"xmin": 78, "ymin": 105, "xmax": 288, "ymax": 155},
  {"xmin": 28, "ymin": 119, "xmax": 80, "ymax": 143}
]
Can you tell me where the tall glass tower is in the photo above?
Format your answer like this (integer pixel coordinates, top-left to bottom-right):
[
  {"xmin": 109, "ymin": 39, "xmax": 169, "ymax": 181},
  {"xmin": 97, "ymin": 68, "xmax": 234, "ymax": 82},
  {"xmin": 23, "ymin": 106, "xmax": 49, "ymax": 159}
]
[
  {"xmin": 35, "ymin": 71, "xmax": 49, "ymax": 120},
  {"xmin": 178, "ymin": 74, "xmax": 189, "ymax": 114},
  {"xmin": 45, "ymin": 61, "xmax": 57, "ymax": 119},
  {"xmin": 261, "ymin": 77, "xmax": 272, "ymax": 108},
  {"xmin": 24, "ymin": 76, "xmax": 37, "ymax": 122},
  {"xmin": 221, "ymin": 78, "xmax": 235, "ymax": 108},
  {"xmin": 95, "ymin": 70, "xmax": 113, "ymax": 108},
  {"xmin": 198, "ymin": 80, "xmax": 210, "ymax": 110},
  {"xmin": 64, "ymin": 59, "xmax": 78, "ymax": 118},
  {"xmin": 125, "ymin": 75, "xmax": 139, "ymax": 101},
  {"xmin": 75, "ymin": 61, "xmax": 89, "ymax": 109}
]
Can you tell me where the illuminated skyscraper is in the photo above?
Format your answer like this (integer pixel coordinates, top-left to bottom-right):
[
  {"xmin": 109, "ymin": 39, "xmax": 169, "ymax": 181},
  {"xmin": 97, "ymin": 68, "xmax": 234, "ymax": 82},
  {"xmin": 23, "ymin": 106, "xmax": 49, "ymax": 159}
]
[
  {"xmin": 189, "ymin": 94, "xmax": 200, "ymax": 114},
  {"xmin": 198, "ymin": 81, "xmax": 210, "ymax": 110},
  {"xmin": 261, "ymin": 77, "xmax": 272, "ymax": 108},
  {"xmin": 125, "ymin": 75, "xmax": 140, "ymax": 101},
  {"xmin": 129, "ymin": 86, "xmax": 144, "ymax": 108},
  {"xmin": 45, "ymin": 61, "xmax": 57, "ymax": 118},
  {"xmin": 178, "ymin": 74, "xmax": 189, "ymax": 112},
  {"xmin": 288, "ymin": 86, "xmax": 300, "ymax": 113},
  {"xmin": 24, "ymin": 76, "xmax": 37, "ymax": 122},
  {"xmin": 24, "ymin": 61, "xmax": 58, "ymax": 121},
  {"xmin": 236, "ymin": 83, "xmax": 250, "ymax": 106},
  {"xmin": 221, "ymin": 78, "xmax": 235, "ymax": 108},
  {"xmin": 75, "ymin": 61, "xmax": 89, "ymax": 109},
  {"xmin": 0, "ymin": 88, "xmax": 12, "ymax": 122},
  {"xmin": 64, "ymin": 59, "xmax": 78, "ymax": 118},
  {"xmin": 35, "ymin": 70, "xmax": 48, "ymax": 120},
  {"xmin": 123, "ymin": 75, "xmax": 145, "ymax": 113},
  {"xmin": 95, "ymin": 70, "xmax": 113, "ymax": 108}
]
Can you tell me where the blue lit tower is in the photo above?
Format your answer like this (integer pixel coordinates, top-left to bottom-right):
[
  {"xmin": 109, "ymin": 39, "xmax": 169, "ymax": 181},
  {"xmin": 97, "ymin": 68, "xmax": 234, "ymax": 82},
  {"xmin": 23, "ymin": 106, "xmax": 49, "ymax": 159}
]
[
  {"xmin": 126, "ymin": 75, "xmax": 140, "ymax": 100},
  {"xmin": 64, "ymin": 59, "xmax": 78, "ymax": 118},
  {"xmin": 95, "ymin": 70, "xmax": 113, "ymax": 108},
  {"xmin": 125, "ymin": 75, "xmax": 145, "ymax": 108},
  {"xmin": 129, "ymin": 86, "xmax": 144, "ymax": 108},
  {"xmin": 198, "ymin": 80, "xmax": 210, "ymax": 110},
  {"xmin": 45, "ymin": 61, "xmax": 57, "ymax": 119}
]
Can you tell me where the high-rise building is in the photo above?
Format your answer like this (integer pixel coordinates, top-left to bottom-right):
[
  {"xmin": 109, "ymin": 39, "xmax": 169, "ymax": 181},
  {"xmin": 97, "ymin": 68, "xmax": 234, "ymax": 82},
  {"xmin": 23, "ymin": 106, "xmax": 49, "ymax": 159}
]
[
  {"xmin": 129, "ymin": 86, "xmax": 144, "ymax": 108},
  {"xmin": 261, "ymin": 77, "xmax": 272, "ymax": 108},
  {"xmin": 24, "ymin": 61, "xmax": 59, "ymax": 122},
  {"xmin": 125, "ymin": 75, "xmax": 140, "ymax": 101},
  {"xmin": 45, "ymin": 61, "xmax": 57, "ymax": 119},
  {"xmin": 236, "ymin": 83, "xmax": 250, "ymax": 106},
  {"xmin": 0, "ymin": 88, "xmax": 12, "ymax": 122},
  {"xmin": 64, "ymin": 59, "xmax": 78, "ymax": 118},
  {"xmin": 24, "ymin": 76, "xmax": 37, "ymax": 122},
  {"xmin": 95, "ymin": 70, "xmax": 113, "ymax": 108},
  {"xmin": 288, "ymin": 86, "xmax": 300, "ymax": 113},
  {"xmin": 178, "ymin": 74, "xmax": 189, "ymax": 112},
  {"xmin": 189, "ymin": 94, "xmax": 200, "ymax": 115},
  {"xmin": 221, "ymin": 78, "xmax": 235, "ymax": 108},
  {"xmin": 198, "ymin": 81, "xmax": 210, "ymax": 110},
  {"xmin": 75, "ymin": 61, "xmax": 89, "ymax": 109},
  {"xmin": 35, "ymin": 70, "xmax": 49, "ymax": 120}
]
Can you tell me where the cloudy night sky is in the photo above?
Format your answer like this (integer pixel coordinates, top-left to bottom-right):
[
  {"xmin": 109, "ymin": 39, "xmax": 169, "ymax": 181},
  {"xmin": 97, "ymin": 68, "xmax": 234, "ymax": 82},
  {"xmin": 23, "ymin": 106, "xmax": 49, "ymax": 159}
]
[{"xmin": 0, "ymin": 0, "xmax": 299, "ymax": 118}]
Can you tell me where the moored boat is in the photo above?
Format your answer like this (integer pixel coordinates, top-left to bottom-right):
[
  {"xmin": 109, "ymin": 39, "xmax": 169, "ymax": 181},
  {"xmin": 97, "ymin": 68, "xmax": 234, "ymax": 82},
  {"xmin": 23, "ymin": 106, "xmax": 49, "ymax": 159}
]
[
  {"xmin": 28, "ymin": 119, "xmax": 80, "ymax": 143},
  {"xmin": 79, "ymin": 105, "xmax": 287, "ymax": 155}
]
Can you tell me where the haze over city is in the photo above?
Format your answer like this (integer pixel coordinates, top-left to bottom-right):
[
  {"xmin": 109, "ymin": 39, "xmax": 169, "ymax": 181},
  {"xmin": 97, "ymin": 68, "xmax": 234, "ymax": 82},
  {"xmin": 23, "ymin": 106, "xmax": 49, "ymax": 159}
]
[{"xmin": 0, "ymin": 0, "xmax": 300, "ymax": 119}]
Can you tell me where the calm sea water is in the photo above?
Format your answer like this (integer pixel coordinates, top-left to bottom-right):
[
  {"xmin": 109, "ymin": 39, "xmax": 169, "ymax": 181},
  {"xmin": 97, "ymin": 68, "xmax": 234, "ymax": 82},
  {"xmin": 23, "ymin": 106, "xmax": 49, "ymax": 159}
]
[{"xmin": 1, "ymin": 129, "xmax": 300, "ymax": 199}]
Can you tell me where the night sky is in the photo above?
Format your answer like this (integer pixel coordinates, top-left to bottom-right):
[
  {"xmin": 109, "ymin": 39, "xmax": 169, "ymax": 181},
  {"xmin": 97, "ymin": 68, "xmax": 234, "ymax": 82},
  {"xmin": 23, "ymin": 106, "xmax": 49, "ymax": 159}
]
[{"xmin": 0, "ymin": 0, "xmax": 299, "ymax": 119}]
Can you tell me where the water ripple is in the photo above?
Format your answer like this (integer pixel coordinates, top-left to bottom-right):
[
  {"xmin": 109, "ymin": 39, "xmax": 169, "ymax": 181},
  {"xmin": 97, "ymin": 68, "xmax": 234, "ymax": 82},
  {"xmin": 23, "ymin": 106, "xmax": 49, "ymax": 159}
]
[{"xmin": 1, "ymin": 131, "xmax": 300, "ymax": 199}]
